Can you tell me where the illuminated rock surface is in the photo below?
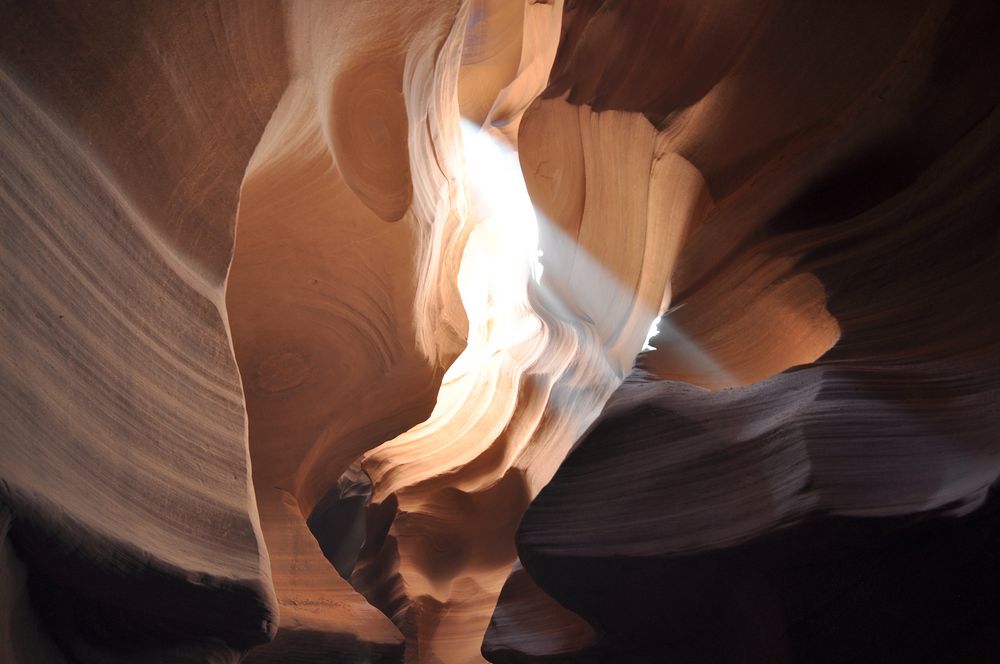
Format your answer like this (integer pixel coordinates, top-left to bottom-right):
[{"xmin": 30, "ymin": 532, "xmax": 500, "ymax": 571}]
[
  {"xmin": 513, "ymin": 0, "xmax": 1000, "ymax": 662},
  {"xmin": 1, "ymin": 1, "xmax": 998, "ymax": 663},
  {"xmin": 1, "ymin": 2, "xmax": 285, "ymax": 661}
]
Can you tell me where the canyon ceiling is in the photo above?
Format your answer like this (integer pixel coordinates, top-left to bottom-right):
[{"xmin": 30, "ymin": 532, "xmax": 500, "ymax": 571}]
[{"xmin": 2, "ymin": 1, "xmax": 1000, "ymax": 662}]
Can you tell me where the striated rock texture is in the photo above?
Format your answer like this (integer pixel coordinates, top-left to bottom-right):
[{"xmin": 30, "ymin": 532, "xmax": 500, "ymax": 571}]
[
  {"xmin": 323, "ymin": 2, "xmax": 714, "ymax": 659},
  {"xmin": 1, "ymin": 2, "xmax": 286, "ymax": 661},
  {"xmin": 229, "ymin": 1, "xmax": 471, "ymax": 660},
  {"xmin": 511, "ymin": 0, "xmax": 1000, "ymax": 661},
  {"xmin": 2, "ymin": 0, "xmax": 999, "ymax": 663},
  {"xmin": 481, "ymin": 561, "xmax": 596, "ymax": 663}
]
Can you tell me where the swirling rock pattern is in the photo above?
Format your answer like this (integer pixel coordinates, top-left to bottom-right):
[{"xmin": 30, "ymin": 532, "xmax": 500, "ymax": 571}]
[
  {"xmin": 511, "ymin": 0, "xmax": 1000, "ymax": 661},
  {"xmin": 0, "ymin": 1, "xmax": 286, "ymax": 661},
  {"xmin": 3, "ymin": 0, "xmax": 999, "ymax": 662},
  {"xmin": 228, "ymin": 1, "xmax": 476, "ymax": 660},
  {"xmin": 482, "ymin": 562, "xmax": 596, "ymax": 663}
]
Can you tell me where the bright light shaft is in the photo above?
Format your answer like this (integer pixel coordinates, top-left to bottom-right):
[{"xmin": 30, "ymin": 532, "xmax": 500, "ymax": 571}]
[
  {"xmin": 643, "ymin": 315, "xmax": 662, "ymax": 351},
  {"xmin": 459, "ymin": 119, "xmax": 543, "ymax": 285},
  {"xmin": 441, "ymin": 120, "xmax": 544, "ymax": 383}
]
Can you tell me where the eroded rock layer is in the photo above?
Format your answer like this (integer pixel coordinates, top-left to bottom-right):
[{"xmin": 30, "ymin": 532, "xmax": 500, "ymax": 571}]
[
  {"xmin": 0, "ymin": 1, "xmax": 287, "ymax": 661},
  {"xmin": 511, "ymin": 0, "xmax": 1000, "ymax": 661},
  {"xmin": 327, "ymin": 2, "xmax": 720, "ymax": 659},
  {"xmin": 228, "ymin": 0, "xmax": 472, "ymax": 659},
  {"xmin": 3, "ymin": 0, "xmax": 999, "ymax": 662},
  {"xmin": 481, "ymin": 561, "xmax": 596, "ymax": 663}
]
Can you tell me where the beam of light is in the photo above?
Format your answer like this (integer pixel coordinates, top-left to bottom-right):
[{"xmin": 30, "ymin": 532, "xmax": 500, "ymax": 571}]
[
  {"xmin": 440, "ymin": 119, "xmax": 544, "ymax": 384},
  {"xmin": 435, "ymin": 116, "xmax": 731, "ymax": 406},
  {"xmin": 642, "ymin": 312, "xmax": 738, "ymax": 387},
  {"xmin": 359, "ymin": 114, "xmax": 736, "ymax": 653},
  {"xmin": 368, "ymin": 117, "xmax": 730, "ymax": 495},
  {"xmin": 643, "ymin": 315, "xmax": 662, "ymax": 351}
]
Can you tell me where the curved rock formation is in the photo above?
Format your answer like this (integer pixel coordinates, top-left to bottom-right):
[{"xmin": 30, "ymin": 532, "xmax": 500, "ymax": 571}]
[
  {"xmin": 228, "ymin": 1, "xmax": 471, "ymax": 659},
  {"xmin": 327, "ymin": 3, "xmax": 719, "ymax": 659},
  {"xmin": 3, "ymin": 0, "xmax": 999, "ymax": 662},
  {"xmin": 512, "ymin": 0, "xmax": 1000, "ymax": 661},
  {"xmin": 0, "ymin": 1, "xmax": 287, "ymax": 661},
  {"xmin": 481, "ymin": 561, "xmax": 596, "ymax": 663}
]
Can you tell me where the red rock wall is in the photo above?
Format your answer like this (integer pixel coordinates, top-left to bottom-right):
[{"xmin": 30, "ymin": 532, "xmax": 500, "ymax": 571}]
[{"xmin": 3, "ymin": 1, "xmax": 999, "ymax": 663}]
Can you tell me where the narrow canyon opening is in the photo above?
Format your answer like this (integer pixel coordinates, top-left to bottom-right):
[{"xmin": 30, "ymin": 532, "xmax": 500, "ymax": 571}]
[{"xmin": 4, "ymin": 2, "xmax": 1000, "ymax": 663}]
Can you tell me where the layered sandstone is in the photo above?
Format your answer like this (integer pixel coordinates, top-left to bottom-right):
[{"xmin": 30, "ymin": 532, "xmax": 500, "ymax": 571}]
[
  {"xmin": 2, "ymin": 1, "xmax": 998, "ymax": 663},
  {"xmin": 510, "ymin": 1, "xmax": 1000, "ymax": 661}
]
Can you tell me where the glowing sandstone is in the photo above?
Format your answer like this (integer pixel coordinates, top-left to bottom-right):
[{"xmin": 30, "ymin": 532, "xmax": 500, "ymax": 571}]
[{"xmin": 2, "ymin": 1, "xmax": 999, "ymax": 663}]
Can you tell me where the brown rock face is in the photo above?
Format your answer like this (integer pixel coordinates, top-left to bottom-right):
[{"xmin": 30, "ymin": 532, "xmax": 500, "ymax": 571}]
[
  {"xmin": 2, "ymin": 1, "xmax": 999, "ymax": 663},
  {"xmin": 1, "ymin": 2, "xmax": 285, "ymax": 661},
  {"xmin": 512, "ymin": 0, "xmax": 1000, "ymax": 662},
  {"xmin": 482, "ymin": 562, "xmax": 596, "ymax": 663},
  {"xmin": 228, "ymin": 1, "xmax": 469, "ymax": 659}
]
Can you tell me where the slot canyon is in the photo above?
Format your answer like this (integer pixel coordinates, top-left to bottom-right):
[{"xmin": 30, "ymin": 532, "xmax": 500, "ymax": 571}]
[{"xmin": 2, "ymin": 1, "xmax": 1000, "ymax": 662}]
